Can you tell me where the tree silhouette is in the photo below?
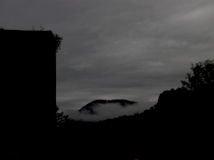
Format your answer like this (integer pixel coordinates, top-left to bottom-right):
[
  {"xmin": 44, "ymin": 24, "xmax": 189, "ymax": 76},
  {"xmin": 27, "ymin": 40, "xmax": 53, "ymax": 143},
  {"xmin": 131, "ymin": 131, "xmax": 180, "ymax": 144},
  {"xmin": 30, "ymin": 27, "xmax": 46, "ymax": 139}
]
[
  {"xmin": 181, "ymin": 60, "xmax": 214, "ymax": 91},
  {"xmin": 56, "ymin": 106, "xmax": 69, "ymax": 128},
  {"xmin": 54, "ymin": 34, "xmax": 62, "ymax": 53}
]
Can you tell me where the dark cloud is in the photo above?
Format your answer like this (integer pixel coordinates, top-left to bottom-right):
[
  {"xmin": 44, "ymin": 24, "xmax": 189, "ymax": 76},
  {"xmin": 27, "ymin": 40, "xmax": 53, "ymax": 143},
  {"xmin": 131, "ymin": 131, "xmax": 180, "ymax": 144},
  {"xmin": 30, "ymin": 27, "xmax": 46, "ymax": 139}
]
[{"xmin": 1, "ymin": 0, "xmax": 214, "ymax": 117}]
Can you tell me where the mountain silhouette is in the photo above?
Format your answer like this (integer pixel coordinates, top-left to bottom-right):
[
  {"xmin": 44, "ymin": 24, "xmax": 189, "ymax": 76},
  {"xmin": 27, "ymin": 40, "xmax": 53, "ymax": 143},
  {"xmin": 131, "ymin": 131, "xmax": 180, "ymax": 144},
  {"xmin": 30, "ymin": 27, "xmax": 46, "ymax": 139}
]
[{"xmin": 79, "ymin": 99, "xmax": 137, "ymax": 114}]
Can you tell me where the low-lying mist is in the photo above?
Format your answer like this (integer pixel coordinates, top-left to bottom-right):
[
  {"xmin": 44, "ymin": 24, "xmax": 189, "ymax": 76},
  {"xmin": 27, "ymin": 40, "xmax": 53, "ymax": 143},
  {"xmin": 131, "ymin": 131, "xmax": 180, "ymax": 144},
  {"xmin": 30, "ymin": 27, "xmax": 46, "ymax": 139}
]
[{"xmin": 65, "ymin": 102, "xmax": 150, "ymax": 121}]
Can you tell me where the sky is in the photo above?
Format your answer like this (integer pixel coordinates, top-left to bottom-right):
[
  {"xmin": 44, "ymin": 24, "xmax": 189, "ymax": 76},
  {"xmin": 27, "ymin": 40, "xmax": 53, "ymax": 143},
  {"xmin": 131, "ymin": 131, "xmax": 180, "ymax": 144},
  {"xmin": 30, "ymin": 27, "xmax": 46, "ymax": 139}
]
[{"xmin": 1, "ymin": 0, "xmax": 214, "ymax": 114}]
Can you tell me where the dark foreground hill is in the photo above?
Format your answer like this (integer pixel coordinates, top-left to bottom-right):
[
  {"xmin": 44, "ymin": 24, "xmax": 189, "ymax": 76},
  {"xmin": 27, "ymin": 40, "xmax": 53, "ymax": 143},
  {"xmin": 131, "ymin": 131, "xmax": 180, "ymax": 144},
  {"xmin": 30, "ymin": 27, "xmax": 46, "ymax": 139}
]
[
  {"xmin": 57, "ymin": 60, "xmax": 214, "ymax": 160},
  {"xmin": 57, "ymin": 86, "xmax": 213, "ymax": 160}
]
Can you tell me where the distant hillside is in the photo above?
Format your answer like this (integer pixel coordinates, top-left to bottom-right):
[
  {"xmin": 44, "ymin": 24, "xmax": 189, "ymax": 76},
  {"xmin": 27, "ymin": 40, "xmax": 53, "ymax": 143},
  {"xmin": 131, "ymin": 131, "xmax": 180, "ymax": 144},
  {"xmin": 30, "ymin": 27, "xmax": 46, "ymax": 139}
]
[{"xmin": 79, "ymin": 99, "xmax": 137, "ymax": 114}]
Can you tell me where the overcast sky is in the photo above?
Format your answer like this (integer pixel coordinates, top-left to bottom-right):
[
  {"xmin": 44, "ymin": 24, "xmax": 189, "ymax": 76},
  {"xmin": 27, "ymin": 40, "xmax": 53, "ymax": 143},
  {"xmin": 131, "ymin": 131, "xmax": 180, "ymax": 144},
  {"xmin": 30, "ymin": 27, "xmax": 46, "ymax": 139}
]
[{"xmin": 1, "ymin": 0, "xmax": 214, "ymax": 112}]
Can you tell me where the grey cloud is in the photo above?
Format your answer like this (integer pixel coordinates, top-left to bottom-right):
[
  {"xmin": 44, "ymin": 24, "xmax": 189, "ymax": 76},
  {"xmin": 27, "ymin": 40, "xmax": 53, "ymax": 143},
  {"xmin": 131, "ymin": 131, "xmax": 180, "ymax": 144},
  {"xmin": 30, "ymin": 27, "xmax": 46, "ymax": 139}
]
[
  {"xmin": 1, "ymin": 0, "xmax": 214, "ymax": 117},
  {"xmin": 55, "ymin": 0, "xmax": 214, "ymax": 113}
]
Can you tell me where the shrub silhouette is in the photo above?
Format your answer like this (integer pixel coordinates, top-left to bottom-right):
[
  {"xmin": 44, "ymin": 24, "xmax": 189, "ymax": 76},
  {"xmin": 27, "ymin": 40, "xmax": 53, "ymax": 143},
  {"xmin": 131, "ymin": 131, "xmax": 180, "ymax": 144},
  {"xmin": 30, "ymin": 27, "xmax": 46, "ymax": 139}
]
[{"xmin": 56, "ymin": 106, "xmax": 69, "ymax": 128}]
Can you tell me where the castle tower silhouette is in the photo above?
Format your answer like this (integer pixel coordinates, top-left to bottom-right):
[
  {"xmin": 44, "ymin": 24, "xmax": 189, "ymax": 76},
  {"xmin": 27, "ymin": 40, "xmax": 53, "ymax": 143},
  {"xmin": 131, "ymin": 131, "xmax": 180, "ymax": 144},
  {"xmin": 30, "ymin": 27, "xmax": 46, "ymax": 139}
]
[{"xmin": 0, "ymin": 29, "xmax": 60, "ymax": 151}]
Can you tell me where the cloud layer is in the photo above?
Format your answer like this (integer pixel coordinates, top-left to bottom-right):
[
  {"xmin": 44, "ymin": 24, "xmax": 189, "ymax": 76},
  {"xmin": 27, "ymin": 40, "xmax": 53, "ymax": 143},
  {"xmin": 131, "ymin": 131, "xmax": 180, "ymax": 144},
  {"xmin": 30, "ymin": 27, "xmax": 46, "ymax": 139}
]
[{"xmin": 1, "ymin": 0, "xmax": 214, "ymax": 114}]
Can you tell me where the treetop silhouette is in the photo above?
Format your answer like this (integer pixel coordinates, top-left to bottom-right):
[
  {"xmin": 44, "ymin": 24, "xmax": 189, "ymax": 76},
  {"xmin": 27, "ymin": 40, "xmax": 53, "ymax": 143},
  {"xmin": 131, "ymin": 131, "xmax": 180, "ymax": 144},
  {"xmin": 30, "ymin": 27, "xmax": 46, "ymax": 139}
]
[{"xmin": 181, "ymin": 59, "xmax": 214, "ymax": 91}]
